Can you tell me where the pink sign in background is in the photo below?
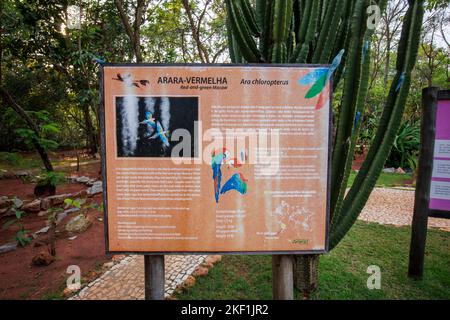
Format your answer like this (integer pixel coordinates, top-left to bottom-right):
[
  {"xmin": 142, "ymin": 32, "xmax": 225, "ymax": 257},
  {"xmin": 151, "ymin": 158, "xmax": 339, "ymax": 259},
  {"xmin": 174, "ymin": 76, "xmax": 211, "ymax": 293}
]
[{"xmin": 429, "ymin": 98, "xmax": 450, "ymax": 211}]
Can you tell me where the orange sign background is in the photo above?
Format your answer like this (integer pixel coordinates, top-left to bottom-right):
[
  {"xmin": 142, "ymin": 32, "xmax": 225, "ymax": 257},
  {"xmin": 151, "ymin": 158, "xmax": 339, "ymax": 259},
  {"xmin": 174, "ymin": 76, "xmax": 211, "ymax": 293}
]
[{"xmin": 102, "ymin": 65, "xmax": 330, "ymax": 253}]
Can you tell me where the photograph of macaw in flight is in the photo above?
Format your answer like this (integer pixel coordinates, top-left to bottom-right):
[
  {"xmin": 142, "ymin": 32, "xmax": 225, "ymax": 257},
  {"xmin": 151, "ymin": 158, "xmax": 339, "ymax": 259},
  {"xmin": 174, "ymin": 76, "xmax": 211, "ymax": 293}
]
[{"xmin": 115, "ymin": 96, "xmax": 198, "ymax": 158}]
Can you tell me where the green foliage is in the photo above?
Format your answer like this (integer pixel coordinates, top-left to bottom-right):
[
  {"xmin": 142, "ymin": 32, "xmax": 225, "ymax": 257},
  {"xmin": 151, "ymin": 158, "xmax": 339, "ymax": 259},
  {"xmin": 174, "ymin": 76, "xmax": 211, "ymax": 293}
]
[
  {"xmin": 347, "ymin": 171, "xmax": 413, "ymax": 188},
  {"xmin": 226, "ymin": 0, "xmax": 425, "ymax": 249},
  {"xmin": 14, "ymin": 110, "xmax": 60, "ymax": 152},
  {"xmin": 175, "ymin": 222, "xmax": 450, "ymax": 300},
  {"xmin": 0, "ymin": 152, "xmax": 24, "ymax": 166},
  {"xmin": 64, "ymin": 198, "xmax": 82, "ymax": 209},
  {"xmin": 15, "ymin": 229, "xmax": 33, "ymax": 247},
  {"xmin": 2, "ymin": 200, "xmax": 32, "ymax": 247},
  {"xmin": 64, "ymin": 196, "xmax": 103, "ymax": 212},
  {"xmin": 36, "ymin": 170, "xmax": 66, "ymax": 187},
  {"xmin": 387, "ymin": 120, "xmax": 420, "ymax": 169}
]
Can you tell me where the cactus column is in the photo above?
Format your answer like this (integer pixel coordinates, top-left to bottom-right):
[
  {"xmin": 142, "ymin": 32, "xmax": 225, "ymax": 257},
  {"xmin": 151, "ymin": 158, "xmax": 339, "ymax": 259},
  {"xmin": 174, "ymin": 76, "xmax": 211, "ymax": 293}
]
[{"xmin": 225, "ymin": 0, "xmax": 425, "ymax": 299}]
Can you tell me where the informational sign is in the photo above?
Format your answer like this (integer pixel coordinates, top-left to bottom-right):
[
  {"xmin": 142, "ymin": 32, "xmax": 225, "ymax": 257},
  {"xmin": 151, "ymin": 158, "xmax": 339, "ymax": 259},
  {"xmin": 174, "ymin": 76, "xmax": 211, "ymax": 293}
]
[
  {"xmin": 429, "ymin": 91, "xmax": 450, "ymax": 213},
  {"xmin": 100, "ymin": 65, "xmax": 331, "ymax": 254}
]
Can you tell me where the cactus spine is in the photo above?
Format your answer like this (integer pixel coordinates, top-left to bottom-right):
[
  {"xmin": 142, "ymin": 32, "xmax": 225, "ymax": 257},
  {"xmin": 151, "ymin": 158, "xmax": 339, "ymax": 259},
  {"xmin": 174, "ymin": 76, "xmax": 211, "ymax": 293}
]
[{"xmin": 226, "ymin": 0, "xmax": 424, "ymax": 250}]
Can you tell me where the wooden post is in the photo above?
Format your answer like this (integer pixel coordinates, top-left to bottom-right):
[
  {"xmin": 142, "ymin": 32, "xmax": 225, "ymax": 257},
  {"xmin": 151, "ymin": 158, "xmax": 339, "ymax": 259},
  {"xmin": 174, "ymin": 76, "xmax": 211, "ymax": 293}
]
[
  {"xmin": 272, "ymin": 255, "xmax": 294, "ymax": 300},
  {"xmin": 293, "ymin": 254, "xmax": 319, "ymax": 299},
  {"xmin": 408, "ymin": 87, "xmax": 439, "ymax": 279},
  {"xmin": 144, "ymin": 255, "xmax": 165, "ymax": 300}
]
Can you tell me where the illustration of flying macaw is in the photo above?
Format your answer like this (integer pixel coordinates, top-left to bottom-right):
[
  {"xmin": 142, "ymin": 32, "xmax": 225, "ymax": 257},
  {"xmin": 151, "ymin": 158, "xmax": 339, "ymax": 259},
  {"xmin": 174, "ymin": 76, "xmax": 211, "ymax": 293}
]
[
  {"xmin": 149, "ymin": 121, "xmax": 170, "ymax": 148},
  {"xmin": 141, "ymin": 111, "xmax": 157, "ymax": 129},
  {"xmin": 140, "ymin": 111, "xmax": 157, "ymax": 138},
  {"xmin": 220, "ymin": 173, "xmax": 248, "ymax": 196},
  {"xmin": 298, "ymin": 49, "xmax": 345, "ymax": 109}
]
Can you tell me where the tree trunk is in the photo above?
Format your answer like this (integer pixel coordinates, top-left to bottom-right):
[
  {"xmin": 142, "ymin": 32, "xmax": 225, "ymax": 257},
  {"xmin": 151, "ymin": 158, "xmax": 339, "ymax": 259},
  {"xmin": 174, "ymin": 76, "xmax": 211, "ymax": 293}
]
[
  {"xmin": 293, "ymin": 254, "xmax": 320, "ymax": 299},
  {"xmin": 0, "ymin": 87, "xmax": 54, "ymax": 171},
  {"xmin": 82, "ymin": 104, "xmax": 98, "ymax": 156}
]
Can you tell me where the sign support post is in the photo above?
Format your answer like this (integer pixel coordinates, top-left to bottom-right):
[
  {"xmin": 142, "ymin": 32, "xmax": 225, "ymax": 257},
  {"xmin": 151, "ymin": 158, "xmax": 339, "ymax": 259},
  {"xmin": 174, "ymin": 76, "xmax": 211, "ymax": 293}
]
[
  {"xmin": 272, "ymin": 255, "xmax": 294, "ymax": 300},
  {"xmin": 408, "ymin": 87, "xmax": 439, "ymax": 279},
  {"xmin": 144, "ymin": 255, "xmax": 165, "ymax": 300}
]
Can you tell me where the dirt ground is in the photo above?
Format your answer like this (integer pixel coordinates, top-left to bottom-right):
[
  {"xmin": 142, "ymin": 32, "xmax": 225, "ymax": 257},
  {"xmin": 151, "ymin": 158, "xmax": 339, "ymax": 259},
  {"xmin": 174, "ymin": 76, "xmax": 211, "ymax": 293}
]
[{"xmin": 0, "ymin": 161, "xmax": 110, "ymax": 300}]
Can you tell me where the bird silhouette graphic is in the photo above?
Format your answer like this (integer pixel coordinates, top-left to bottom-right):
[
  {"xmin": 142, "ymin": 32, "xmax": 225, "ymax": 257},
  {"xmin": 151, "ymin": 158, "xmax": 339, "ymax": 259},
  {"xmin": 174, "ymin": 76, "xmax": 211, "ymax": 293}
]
[{"xmin": 112, "ymin": 73, "xmax": 149, "ymax": 88}]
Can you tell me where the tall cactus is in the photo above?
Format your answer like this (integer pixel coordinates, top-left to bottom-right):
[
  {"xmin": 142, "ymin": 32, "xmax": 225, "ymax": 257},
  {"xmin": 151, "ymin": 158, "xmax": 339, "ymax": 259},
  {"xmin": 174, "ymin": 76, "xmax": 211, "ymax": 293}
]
[{"xmin": 226, "ymin": 0, "xmax": 425, "ymax": 296}]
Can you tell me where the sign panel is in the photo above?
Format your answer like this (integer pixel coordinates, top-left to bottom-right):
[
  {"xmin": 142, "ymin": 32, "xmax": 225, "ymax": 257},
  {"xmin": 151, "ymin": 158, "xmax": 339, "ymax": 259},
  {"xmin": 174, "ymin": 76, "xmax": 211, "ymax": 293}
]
[
  {"xmin": 101, "ymin": 64, "xmax": 331, "ymax": 254},
  {"xmin": 430, "ymin": 91, "xmax": 450, "ymax": 213}
]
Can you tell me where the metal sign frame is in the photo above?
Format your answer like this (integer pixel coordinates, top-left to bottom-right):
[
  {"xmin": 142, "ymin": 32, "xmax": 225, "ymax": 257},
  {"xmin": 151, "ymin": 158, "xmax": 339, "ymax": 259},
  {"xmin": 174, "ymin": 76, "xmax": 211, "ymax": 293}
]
[{"xmin": 99, "ymin": 63, "xmax": 333, "ymax": 256}]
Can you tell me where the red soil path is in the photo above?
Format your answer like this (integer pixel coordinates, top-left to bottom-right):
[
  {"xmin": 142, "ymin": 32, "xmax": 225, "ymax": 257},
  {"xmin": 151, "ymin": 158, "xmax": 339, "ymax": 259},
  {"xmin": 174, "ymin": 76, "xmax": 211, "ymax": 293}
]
[{"xmin": 0, "ymin": 163, "xmax": 109, "ymax": 300}]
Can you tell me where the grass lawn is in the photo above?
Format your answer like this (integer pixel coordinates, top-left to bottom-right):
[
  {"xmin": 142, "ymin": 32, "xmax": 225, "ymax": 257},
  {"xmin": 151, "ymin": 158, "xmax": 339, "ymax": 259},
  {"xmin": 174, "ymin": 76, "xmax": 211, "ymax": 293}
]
[
  {"xmin": 348, "ymin": 171, "xmax": 413, "ymax": 188},
  {"xmin": 175, "ymin": 222, "xmax": 450, "ymax": 300}
]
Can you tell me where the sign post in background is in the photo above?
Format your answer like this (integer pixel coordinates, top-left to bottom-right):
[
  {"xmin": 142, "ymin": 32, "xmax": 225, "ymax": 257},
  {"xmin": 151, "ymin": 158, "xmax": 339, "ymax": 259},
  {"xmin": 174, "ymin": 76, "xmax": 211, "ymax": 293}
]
[{"xmin": 409, "ymin": 88, "xmax": 450, "ymax": 279}]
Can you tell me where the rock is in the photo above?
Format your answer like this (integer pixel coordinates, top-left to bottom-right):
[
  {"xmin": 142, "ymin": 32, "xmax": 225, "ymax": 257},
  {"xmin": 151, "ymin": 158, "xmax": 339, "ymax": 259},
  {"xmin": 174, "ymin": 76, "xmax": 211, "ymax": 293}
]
[
  {"xmin": 202, "ymin": 262, "xmax": 214, "ymax": 268},
  {"xmin": 72, "ymin": 190, "xmax": 87, "ymax": 198},
  {"xmin": 0, "ymin": 170, "xmax": 15, "ymax": 179},
  {"xmin": 0, "ymin": 196, "xmax": 9, "ymax": 208},
  {"xmin": 192, "ymin": 266, "xmax": 209, "ymax": 277},
  {"xmin": 103, "ymin": 262, "xmax": 114, "ymax": 269},
  {"xmin": 34, "ymin": 226, "xmax": 50, "ymax": 235},
  {"xmin": 65, "ymin": 214, "xmax": 91, "ymax": 234},
  {"xmin": 16, "ymin": 171, "xmax": 30, "ymax": 177},
  {"xmin": 182, "ymin": 276, "xmax": 196, "ymax": 289},
  {"xmin": 112, "ymin": 255, "xmax": 125, "ymax": 262},
  {"xmin": 395, "ymin": 167, "xmax": 406, "ymax": 174},
  {"xmin": 12, "ymin": 198, "xmax": 23, "ymax": 209},
  {"xmin": 22, "ymin": 199, "xmax": 42, "ymax": 213},
  {"xmin": 49, "ymin": 194, "xmax": 71, "ymax": 206},
  {"xmin": 68, "ymin": 236, "xmax": 77, "ymax": 240},
  {"xmin": 37, "ymin": 210, "xmax": 48, "ymax": 217},
  {"xmin": 56, "ymin": 212, "xmax": 67, "ymax": 224},
  {"xmin": 86, "ymin": 179, "xmax": 97, "ymax": 186},
  {"xmin": 40, "ymin": 198, "xmax": 52, "ymax": 211},
  {"xmin": 75, "ymin": 176, "xmax": 90, "ymax": 184},
  {"xmin": 41, "ymin": 194, "xmax": 71, "ymax": 210},
  {"xmin": 62, "ymin": 287, "xmax": 79, "ymax": 298},
  {"xmin": 0, "ymin": 242, "xmax": 18, "ymax": 254},
  {"xmin": 86, "ymin": 181, "xmax": 103, "ymax": 196},
  {"xmin": 383, "ymin": 167, "xmax": 395, "ymax": 173},
  {"xmin": 0, "ymin": 197, "xmax": 23, "ymax": 211},
  {"xmin": 0, "ymin": 207, "xmax": 8, "ymax": 215},
  {"xmin": 32, "ymin": 251, "xmax": 55, "ymax": 266},
  {"xmin": 56, "ymin": 208, "xmax": 80, "ymax": 224},
  {"xmin": 205, "ymin": 255, "xmax": 222, "ymax": 265}
]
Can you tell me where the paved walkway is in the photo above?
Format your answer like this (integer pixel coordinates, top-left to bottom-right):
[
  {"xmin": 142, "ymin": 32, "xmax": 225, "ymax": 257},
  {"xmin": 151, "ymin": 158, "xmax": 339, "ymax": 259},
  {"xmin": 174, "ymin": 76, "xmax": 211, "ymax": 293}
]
[
  {"xmin": 71, "ymin": 255, "xmax": 207, "ymax": 300},
  {"xmin": 71, "ymin": 187, "xmax": 450, "ymax": 300},
  {"xmin": 358, "ymin": 187, "xmax": 450, "ymax": 231}
]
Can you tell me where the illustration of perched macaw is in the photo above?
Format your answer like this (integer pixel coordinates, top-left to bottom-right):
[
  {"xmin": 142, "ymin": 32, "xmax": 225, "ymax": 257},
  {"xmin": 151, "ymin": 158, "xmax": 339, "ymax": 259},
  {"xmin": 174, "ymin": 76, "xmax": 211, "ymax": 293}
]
[
  {"xmin": 211, "ymin": 148, "xmax": 249, "ymax": 203},
  {"xmin": 211, "ymin": 148, "xmax": 229, "ymax": 203},
  {"xmin": 149, "ymin": 121, "xmax": 170, "ymax": 148},
  {"xmin": 220, "ymin": 173, "xmax": 248, "ymax": 196}
]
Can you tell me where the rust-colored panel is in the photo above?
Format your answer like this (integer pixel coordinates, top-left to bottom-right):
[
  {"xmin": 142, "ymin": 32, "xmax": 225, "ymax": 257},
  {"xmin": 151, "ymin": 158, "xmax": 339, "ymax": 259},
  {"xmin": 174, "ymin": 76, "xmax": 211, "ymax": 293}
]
[{"xmin": 101, "ymin": 65, "xmax": 330, "ymax": 253}]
